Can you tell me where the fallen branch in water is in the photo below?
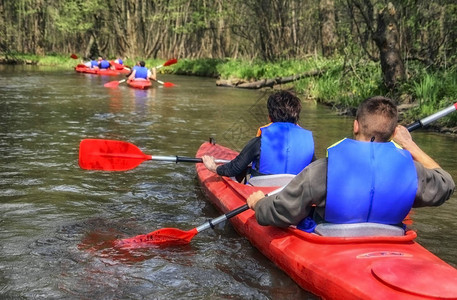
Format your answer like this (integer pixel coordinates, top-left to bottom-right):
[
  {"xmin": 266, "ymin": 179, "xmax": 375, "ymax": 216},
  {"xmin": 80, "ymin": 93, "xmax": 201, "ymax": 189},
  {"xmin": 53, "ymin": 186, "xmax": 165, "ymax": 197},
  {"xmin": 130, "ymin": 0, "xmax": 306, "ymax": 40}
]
[{"xmin": 216, "ymin": 69, "xmax": 325, "ymax": 89}]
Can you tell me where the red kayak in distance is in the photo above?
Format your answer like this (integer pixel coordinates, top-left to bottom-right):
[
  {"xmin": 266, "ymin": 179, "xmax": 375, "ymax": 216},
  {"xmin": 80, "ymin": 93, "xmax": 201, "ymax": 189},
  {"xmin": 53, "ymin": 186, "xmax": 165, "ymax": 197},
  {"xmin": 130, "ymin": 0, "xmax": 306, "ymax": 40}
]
[
  {"xmin": 74, "ymin": 64, "xmax": 97, "ymax": 74},
  {"xmin": 97, "ymin": 68, "xmax": 120, "ymax": 76},
  {"xmin": 195, "ymin": 141, "xmax": 457, "ymax": 299},
  {"xmin": 127, "ymin": 79, "xmax": 152, "ymax": 90},
  {"xmin": 110, "ymin": 61, "xmax": 131, "ymax": 74},
  {"xmin": 74, "ymin": 65, "xmax": 120, "ymax": 76}
]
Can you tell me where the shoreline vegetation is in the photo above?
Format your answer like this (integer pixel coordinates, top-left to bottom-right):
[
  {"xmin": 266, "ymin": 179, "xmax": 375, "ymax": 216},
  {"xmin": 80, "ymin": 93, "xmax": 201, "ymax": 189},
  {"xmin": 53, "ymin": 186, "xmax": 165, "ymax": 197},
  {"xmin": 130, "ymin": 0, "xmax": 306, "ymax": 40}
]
[{"xmin": 2, "ymin": 52, "xmax": 457, "ymax": 134}]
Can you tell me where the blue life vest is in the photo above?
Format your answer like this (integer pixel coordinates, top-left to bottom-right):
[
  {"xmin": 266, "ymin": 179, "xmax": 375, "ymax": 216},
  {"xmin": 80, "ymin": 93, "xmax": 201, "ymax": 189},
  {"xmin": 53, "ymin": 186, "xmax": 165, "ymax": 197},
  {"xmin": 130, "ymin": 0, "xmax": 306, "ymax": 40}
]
[
  {"xmin": 135, "ymin": 66, "xmax": 148, "ymax": 79},
  {"xmin": 252, "ymin": 122, "xmax": 314, "ymax": 175},
  {"xmin": 117, "ymin": 58, "xmax": 123, "ymax": 65},
  {"xmin": 325, "ymin": 138, "xmax": 418, "ymax": 225},
  {"xmin": 99, "ymin": 60, "xmax": 110, "ymax": 69},
  {"xmin": 90, "ymin": 60, "xmax": 98, "ymax": 68}
]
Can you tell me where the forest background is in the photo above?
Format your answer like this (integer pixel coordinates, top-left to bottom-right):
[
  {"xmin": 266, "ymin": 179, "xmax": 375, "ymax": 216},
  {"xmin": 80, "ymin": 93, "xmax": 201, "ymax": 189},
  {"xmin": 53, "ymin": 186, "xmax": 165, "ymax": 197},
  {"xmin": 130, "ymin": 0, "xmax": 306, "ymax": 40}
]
[{"xmin": 1, "ymin": 0, "xmax": 457, "ymax": 128}]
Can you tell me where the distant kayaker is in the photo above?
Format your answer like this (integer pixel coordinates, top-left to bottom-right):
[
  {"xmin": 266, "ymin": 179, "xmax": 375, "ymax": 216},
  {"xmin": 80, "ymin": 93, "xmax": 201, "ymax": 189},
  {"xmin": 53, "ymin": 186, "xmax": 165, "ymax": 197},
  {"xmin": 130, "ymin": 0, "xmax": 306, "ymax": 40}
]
[
  {"xmin": 246, "ymin": 96, "xmax": 455, "ymax": 232},
  {"xmin": 128, "ymin": 60, "xmax": 157, "ymax": 81},
  {"xmin": 83, "ymin": 57, "xmax": 99, "ymax": 69},
  {"xmin": 98, "ymin": 57, "xmax": 111, "ymax": 69},
  {"xmin": 202, "ymin": 90, "xmax": 316, "ymax": 182},
  {"xmin": 112, "ymin": 57, "xmax": 125, "ymax": 70}
]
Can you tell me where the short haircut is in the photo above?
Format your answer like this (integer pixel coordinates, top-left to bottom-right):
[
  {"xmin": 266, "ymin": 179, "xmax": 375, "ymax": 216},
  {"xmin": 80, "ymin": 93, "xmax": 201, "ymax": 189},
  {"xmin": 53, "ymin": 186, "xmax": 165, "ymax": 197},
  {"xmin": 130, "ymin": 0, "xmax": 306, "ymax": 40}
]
[
  {"xmin": 139, "ymin": 61, "xmax": 145, "ymax": 67},
  {"xmin": 356, "ymin": 96, "xmax": 398, "ymax": 142},
  {"xmin": 267, "ymin": 91, "xmax": 302, "ymax": 123}
]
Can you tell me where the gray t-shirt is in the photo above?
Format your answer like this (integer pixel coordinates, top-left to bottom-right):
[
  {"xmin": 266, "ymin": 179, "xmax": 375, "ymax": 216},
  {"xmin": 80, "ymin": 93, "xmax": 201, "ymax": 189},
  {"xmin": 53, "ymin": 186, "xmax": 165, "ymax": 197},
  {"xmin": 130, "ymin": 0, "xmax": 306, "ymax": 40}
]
[{"xmin": 254, "ymin": 158, "xmax": 455, "ymax": 227}]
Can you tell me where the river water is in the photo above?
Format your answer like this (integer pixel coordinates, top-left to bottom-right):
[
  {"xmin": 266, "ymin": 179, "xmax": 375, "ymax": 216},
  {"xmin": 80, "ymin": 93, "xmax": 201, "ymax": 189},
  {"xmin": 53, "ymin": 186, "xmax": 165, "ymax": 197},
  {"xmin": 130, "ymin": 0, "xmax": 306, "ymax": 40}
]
[{"xmin": 0, "ymin": 65, "xmax": 456, "ymax": 299}]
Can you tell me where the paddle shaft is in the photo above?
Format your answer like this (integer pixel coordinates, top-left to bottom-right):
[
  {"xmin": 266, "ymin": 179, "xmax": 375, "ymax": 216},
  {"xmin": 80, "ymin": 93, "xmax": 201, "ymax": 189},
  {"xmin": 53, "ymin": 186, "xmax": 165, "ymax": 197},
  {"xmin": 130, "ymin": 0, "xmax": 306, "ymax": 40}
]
[
  {"xmin": 151, "ymin": 155, "xmax": 229, "ymax": 164},
  {"xmin": 195, "ymin": 187, "xmax": 284, "ymax": 233},
  {"xmin": 407, "ymin": 103, "xmax": 457, "ymax": 132}
]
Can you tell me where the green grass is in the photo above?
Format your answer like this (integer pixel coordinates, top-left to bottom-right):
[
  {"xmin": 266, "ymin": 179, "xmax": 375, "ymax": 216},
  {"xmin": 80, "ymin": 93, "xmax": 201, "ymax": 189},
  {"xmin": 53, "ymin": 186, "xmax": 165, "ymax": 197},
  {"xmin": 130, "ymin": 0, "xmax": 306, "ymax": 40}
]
[{"xmin": 405, "ymin": 69, "xmax": 457, "ymax": 126}]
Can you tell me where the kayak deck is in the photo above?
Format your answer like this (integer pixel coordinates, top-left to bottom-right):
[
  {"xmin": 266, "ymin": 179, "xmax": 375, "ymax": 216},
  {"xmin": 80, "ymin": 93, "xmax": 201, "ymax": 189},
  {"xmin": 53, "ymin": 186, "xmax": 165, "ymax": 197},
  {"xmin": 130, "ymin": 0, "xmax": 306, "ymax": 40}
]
[{"xmin": 195, "ymin": 141, "xmax": 457, "ymax": 299}]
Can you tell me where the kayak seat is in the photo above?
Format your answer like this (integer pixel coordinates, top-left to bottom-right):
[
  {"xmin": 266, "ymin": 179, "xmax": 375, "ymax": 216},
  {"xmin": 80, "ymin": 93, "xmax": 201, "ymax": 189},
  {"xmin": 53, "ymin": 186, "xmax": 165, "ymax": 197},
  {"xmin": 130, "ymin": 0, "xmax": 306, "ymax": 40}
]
[
  {"xmin": 247, "ymin": 174, "xmax": 295, "ymax": 187},
  {"xmin": 314, "ymin": 222, "xmax": 405, "ymax": 237}
]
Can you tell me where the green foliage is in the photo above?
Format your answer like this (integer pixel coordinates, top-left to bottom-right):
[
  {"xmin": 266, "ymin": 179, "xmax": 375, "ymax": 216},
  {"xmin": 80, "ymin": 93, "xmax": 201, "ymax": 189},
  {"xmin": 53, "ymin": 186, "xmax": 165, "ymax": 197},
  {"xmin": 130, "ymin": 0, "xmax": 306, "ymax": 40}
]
[
  {"xmin": 406, "ymin": 68, "xmax": 457, "ymax": 126},
  {"xmin": 173, "ymin": 58, "xmax": 226, "ymax": 77},
  {"xmin": 0, "ymin": 52, "xmax": 82, "ymax": 67},
  {"xmin": 50, "ymin": 0, "xmax": 102, "ymax": 34},
  {"xmin": 413, "ymin": 74, "xmax": 441, "ymax": 106},
  {"xmin": 171, "ymin": 57, "xmax": 457, "ymax": 127},
  {"xmin": 294, "ymin": 59, "xmax": 385, "ymax": 108},
  {"xmin": 215, "ymin": 58, "xmax": 329, "ymax": 81}
]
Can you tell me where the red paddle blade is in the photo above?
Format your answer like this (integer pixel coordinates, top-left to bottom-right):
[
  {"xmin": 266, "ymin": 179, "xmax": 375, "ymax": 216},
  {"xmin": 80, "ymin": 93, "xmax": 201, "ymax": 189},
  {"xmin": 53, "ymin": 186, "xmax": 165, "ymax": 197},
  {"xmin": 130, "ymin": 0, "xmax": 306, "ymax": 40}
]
[
  {"xmin": 70, "ymin": 53, "xmax": 78, "ymax": 59},
  {"xmin": 79, "ymin": 139, "xmax": 152, "ymax": 171},
  {"xmin": 115, "ymin": 228, "xmax": 198, "ymax": 248},
  {"xmin": 163, "ymin": 82, "xmax": 175, "ymax": 87},
  {"xmin": 104, "ymin": 81, "xmax": 121, "ymax": 88},
  {"xmin": 163, "ymin": 58, "xmax": 178, "ymax": 67}
]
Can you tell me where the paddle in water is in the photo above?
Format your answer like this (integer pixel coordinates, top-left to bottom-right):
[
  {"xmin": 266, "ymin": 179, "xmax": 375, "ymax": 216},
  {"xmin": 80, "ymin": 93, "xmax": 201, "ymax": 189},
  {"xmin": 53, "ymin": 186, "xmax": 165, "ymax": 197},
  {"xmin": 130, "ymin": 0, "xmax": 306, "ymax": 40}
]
[
  {"xmin": 104, "ymin": 79, "xmax": 126, "ymax": 88},
  {"xmin": 155, "ymin": 79, "xmax": 175, "ymax": 87},
  {"xmin": 116, "ymin": 188, "xmax": 283, "ymax": 248},
  {"xmin": 78, "ymin": 139, "xmax": 229, "ymax": 171},
  {"xmin": 104, "ymin": 58, "xmax": 178, "ymax": 88}
]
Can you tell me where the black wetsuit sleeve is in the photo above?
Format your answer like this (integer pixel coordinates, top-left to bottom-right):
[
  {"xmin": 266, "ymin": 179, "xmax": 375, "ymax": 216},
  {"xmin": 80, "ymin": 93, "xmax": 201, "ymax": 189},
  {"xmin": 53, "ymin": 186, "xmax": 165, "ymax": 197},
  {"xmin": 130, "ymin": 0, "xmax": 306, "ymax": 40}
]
[{"xmin": 216, "ymin": 137, "xmax": 261, "ymax": 177}]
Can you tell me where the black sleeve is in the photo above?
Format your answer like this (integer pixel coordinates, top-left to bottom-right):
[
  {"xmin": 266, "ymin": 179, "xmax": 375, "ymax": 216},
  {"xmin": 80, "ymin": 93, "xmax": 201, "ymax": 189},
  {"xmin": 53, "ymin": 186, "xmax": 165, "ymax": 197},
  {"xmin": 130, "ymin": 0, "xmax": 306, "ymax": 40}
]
[{"xmin": 216, "ymin": 137, "xmax": 261, "ymax": 177}]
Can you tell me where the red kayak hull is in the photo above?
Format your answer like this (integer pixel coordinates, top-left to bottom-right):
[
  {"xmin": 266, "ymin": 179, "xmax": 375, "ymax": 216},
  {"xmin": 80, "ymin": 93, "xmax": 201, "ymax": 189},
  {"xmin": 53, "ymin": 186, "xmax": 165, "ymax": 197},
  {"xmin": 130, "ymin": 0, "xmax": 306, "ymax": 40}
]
[
  {"xmin": 74, "ymin": 65, "xmax": 120, "ymax": 76},
  {"xmin": 74, "ymin": 65, "xmax": 97, "ymax": 74},
  {"xmin": 127, "ymin": 79, "xmax": 152, "ymax": 90},
  {"xmin": 97, "ymin": 68, "xmax": 120, "ymax": 76},
  {"xmin": 195, "ymin": 141, "xmax": 457, "ymax": 299}
]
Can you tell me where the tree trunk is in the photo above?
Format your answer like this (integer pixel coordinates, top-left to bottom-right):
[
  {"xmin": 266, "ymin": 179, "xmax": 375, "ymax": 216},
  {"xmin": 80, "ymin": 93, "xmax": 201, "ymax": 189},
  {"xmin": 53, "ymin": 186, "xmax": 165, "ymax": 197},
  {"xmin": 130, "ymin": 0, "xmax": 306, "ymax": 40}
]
[
  {"xmin": 373, "ymin": 2, "xmax": 405, "ymax": 91},
  {"xmin": 84, "ymin": 34, "xmax": 95, "ymax": 59},
  {"xmin": 320, "ymin": 0, "xmax": 337, "ymax": 57}
]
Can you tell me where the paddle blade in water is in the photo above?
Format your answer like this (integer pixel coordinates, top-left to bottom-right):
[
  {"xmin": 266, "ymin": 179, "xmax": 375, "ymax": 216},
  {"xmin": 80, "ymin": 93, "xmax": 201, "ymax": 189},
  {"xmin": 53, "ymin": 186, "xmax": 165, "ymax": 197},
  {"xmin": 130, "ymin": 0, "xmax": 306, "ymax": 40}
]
[
  {"xmin": 79, "ymin": 139, "xmax": 152, "ymax": 171},
  {"xmin": 115, "ymin": 228, "xmax": 198, "ymax": 248},
  {"xmin": 70, "ymin": 53, "xmax": 78, "ymax": 59},
  {"xmin": 163, "ymin": 82, "xmax": 175, "ymax": 87},
  {"xmin": 104, "ymin": 80, "xmax": 121, "ymax": 88},
  {"xmin": 163, "ymin": 58, "xmax": 177, "ymax": 67}
]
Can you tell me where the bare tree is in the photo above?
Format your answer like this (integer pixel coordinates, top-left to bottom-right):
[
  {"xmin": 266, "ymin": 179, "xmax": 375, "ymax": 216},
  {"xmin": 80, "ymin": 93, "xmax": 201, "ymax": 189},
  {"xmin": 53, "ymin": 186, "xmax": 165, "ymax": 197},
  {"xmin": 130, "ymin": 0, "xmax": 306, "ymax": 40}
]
[
  {"xmin": 373, "ymin": 2, "xmax": 405, "ymax": 90},
  {"xmin": 320, "ymin": 0, "xmax": 337, "ymax": 57}
]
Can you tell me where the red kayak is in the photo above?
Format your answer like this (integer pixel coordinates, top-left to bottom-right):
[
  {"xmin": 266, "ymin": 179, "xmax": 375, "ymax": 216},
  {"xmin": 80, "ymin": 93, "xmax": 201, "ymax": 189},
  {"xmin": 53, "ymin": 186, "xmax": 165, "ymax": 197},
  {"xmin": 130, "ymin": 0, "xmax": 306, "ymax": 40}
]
[
  {"xmin": 195, "ymin": 141, "xmax": 457, "ymax": 299},
  {"xmin": 127, "ymin": 79, "xmax": 152, "ymax": 89},
  {"xmin": 74, "ymin": 64, "xmax": 97, "ymax": 74},
  {"xmin": 110, "ymin": 61, "xmax": 131, "ymax": 74},
  {"xmin": 74, "ymin": 65, "xmax": 120, "ymax": 76},
  {"xmin": 97, "ymin": 68, "xmax": 120, "ymax": 76}
]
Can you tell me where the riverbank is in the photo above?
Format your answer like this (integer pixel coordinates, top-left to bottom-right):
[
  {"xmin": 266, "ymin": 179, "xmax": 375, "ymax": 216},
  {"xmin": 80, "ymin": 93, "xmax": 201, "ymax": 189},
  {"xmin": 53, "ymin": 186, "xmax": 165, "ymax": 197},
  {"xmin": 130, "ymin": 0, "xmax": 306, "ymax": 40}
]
[{"xmin": 2, "ymin": 52, "xmax": 456, "ymax": 131}]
